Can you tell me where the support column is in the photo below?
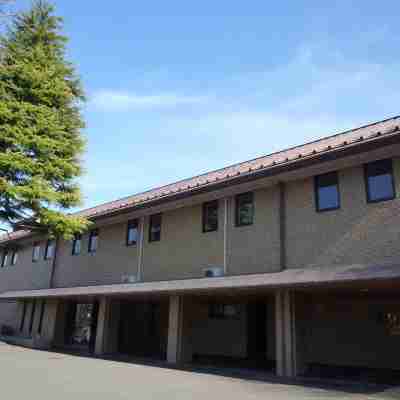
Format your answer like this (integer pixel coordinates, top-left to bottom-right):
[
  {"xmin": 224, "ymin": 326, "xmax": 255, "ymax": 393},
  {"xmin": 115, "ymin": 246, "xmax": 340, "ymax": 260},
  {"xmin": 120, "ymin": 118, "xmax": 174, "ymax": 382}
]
[
  {"xmin": 275, "ymin": 290, "xmax": 301, "ymax": 378},
  {"xmin": 95, "ymin": 297, "xmax": 110, "ymax": 355},
  {"xmin": 36, "ymin": 299, "xmax": 59, "ymax": 349},
  {"xmin": 167, "ymin": 295, "xmax": 192, "ymax": 364}
]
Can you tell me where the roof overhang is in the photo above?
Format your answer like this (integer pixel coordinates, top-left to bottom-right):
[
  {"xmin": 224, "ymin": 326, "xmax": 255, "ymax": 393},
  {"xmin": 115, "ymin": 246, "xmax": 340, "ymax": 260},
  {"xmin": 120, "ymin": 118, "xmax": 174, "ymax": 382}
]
[{"xmin": 1, "ymin": 263, "xmax": 400, "ymax": 300}]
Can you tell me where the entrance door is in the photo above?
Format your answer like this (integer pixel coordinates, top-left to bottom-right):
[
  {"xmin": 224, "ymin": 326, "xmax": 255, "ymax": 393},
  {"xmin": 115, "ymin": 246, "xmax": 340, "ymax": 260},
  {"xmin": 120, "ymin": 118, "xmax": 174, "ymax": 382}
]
[{"xmin": 247, "ymin": 302, "xmax": 267, "ymax": 363}]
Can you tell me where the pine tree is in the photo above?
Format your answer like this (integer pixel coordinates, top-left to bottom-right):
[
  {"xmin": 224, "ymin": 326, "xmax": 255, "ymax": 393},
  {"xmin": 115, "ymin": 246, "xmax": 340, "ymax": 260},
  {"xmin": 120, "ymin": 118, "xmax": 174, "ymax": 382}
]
[{"xmin": 0, "ymin": 0, "xmax": 89, "ymax": 239}]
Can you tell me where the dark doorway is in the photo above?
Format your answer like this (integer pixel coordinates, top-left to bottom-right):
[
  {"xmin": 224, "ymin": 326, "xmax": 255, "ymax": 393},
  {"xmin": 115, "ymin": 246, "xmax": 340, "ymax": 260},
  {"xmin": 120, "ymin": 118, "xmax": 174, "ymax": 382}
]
[
  {"xmin": 64, "ymin": 301, "xmax": 99, "ymax": 353},
  {"xmin": 247, "ymin": 302, "xmax": 267, "ymax": 365},
  {"xmin": 118, "ymin": 300, "xmax": 168, "ymax": 360}
]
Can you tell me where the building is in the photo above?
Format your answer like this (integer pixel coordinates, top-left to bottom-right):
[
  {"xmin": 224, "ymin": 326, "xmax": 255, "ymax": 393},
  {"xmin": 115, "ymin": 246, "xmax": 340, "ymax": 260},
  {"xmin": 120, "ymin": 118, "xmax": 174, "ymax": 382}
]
[{"xmin": 1, "ymin": 116, "xmax": 400, "ymax": 380}]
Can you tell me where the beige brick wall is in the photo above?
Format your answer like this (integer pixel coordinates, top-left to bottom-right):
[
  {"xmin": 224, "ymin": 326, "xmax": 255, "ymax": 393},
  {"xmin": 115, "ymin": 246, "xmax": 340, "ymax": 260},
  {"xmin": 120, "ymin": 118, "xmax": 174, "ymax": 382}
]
[
  {"xmin": 286, "ymin": 158, "xmax": 400, "ymax": 269},
  {"xmin": 0, "ymin": 241, "xmax": 52, "ymax": 292},
  {"xmin": 53, "ymin": 222, "xmax": 139, "ymax": 287},
  {"xmin": 143, "ymin": 203, "xmax": 224, "ymax": 281},
  {"xmin": 228, "ymin": 186, "xmax": 281, "ymax": 275}
]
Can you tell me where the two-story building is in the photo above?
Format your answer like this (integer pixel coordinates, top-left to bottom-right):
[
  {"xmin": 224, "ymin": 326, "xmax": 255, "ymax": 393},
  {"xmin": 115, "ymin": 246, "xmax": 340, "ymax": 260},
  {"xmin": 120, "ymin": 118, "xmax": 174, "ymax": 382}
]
[{"xmin": 1, "ymin": 116, "xmax": 400, "ymax": 381}]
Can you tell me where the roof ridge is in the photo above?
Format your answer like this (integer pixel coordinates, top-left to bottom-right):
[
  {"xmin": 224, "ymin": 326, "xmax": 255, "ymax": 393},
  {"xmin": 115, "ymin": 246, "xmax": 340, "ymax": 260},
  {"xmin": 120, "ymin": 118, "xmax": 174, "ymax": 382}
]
[{"xmin": 74, "ymin": 114, "xmax": 400, "ymax": 215}]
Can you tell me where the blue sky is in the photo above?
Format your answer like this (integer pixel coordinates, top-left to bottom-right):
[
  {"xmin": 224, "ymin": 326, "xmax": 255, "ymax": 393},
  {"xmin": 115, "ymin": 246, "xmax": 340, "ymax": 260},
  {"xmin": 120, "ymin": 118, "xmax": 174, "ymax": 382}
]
[{"xmin": 11, "ymin": 1, "xmax": 400, "ymax": 210}]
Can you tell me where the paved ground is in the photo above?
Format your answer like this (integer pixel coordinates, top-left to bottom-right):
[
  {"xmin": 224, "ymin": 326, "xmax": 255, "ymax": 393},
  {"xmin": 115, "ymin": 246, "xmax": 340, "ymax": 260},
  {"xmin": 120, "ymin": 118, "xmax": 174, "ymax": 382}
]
[{"xmin": 1, "ymin": 342, "xmax": 400, "ymax": 400}]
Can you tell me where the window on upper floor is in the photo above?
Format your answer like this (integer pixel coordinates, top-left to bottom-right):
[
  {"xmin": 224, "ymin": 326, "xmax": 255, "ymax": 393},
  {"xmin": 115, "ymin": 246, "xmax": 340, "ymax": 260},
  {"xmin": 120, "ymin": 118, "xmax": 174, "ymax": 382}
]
[
  {"xmin": 126, "ymin": 219, "xmax": 139, "ymax": 246},
  {"xmin": 88, "ymin": 230, "xmax": 99, "ymax": 253},
  {"xmin": 1, "ymin": 250, "xmax": 9, "ymax": 268},
  {"xmin": 72, "ymin": 234, "xmax": 82, "ymax": 256},
  {"xmin": 202, "ymin": 200, "xmax": 219, "ymax": 232},
  {"xmin": 44, "ymin": 239, "xmax": 55, "ymax": 260},
  {"xmin": 32, "ymin": 243, "xmax": 40, "ymax": 262},
  {"xmin": 10, "ymin": 249, "xmax": 18, "ymax": 266},
  {"xmin": 315, "ymin": 171, "xmax": 340, "ymax": 212},
  {"xmin": 235, "ymin": 192, "xmax": 254, "ymax": 226},
  {"xmin": 365, "ymin": 159, "xmax": 395, "ymax": 203},
  {"xmin": 149, "ymin": 214, "xmax": 162, "ymax": 242}
]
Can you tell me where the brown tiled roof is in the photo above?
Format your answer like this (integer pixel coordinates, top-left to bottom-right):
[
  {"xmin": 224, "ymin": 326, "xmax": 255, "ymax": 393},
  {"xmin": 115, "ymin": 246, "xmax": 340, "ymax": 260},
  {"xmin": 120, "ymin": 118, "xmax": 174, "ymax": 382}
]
[{"xmin": 1, "ymin": 115, "xmax": 400, "ymax": 244}]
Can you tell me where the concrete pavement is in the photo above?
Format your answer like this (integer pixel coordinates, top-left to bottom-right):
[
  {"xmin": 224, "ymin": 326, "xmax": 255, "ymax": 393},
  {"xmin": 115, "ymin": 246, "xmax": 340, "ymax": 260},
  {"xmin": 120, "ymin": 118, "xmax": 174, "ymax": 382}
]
[{"xmin": 0, "ymin": 342, "xmax": 399, "ymax": 400}]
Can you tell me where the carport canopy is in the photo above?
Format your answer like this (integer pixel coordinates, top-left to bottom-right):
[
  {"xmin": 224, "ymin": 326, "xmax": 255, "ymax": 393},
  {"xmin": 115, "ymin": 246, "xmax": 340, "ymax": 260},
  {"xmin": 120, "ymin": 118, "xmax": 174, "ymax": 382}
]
[{"xmin": 1, "ymin": 263, "xmax": 400, "ymax": 300}]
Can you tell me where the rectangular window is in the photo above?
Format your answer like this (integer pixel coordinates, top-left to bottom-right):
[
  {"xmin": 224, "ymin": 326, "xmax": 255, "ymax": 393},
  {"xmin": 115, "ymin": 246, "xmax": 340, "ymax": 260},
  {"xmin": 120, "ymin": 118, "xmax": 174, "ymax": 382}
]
[
  {"xmin": 202, "ymin": 201, "xmax": 219, "ymax": 232},
  {"xmin": 149, "ymin": 214, "xmax": 162, "ymax": 242},
  {"xmin": 365, "ymin": 159, "xmax": 395, "ymax": 203},
  {"xmin": 1, "ymin": 250, "xmax": 8, "ymax": 268},
  {"xmin": 29, "ymin": 300, "xmax": 36, "ymax": 335},
  {"xmin": 315, "ymin": 171, "xmax": 340, "ymax": 212},
  {"xmin": 72, "ymin": 234, "xmax": 82, "ymax": 255},
  {"xmin": 88, "ymin": 230, "xmax": 99, "ymax": 253},
  {"xmin": 19, "ymin": 301, "xmax": 27, "ymax": 332},
  {"xmin": 10, "ymin": 249, "xmax": 18, "ymax": 266},
  {"xmin": 44, "ymin": 239, "xmax": 55, "ymax": 260},
  {"xmin": 235, "ymin": 192, "xmax": 254, "ymax": 226},
  {"xmin": 126, "ymin": 219, "xmax": 139, "ymax": 246},
  {"xmin": 32, "ymin": 243, "xmax": 40, "ymax": 262},
  {"xmin": 38, "ymin": 300, "xmax": 46, "ymax": 335},
  {"xmin": 209, "ymin": 304, "xmax": 240, "ymax": 320}
]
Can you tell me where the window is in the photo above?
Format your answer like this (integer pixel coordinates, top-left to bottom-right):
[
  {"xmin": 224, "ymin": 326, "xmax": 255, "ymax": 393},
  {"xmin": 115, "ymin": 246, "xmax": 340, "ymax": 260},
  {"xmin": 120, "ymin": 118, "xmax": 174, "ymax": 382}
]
[
  {"xmin": 10, "ymin": 249, "xmax": 18, "ymax": 266},
  {"xmin": 29, "ymin": 300, "xmax": 36, "ymax": 335},
  {"xmin": 126, "ymin": 219, "xmax": 139, "ymax": 246},
  {"xmin": 235, "ymin": 192, "xmax": 254, "ymax": 226},
  {"xmin": 315, "ymin": 171, "xmax": 340, "ymax": 211},
  {"xmin": 44, "ymin": 239, "xmax": 55, "ymax": 260},
  {"xmin": 19, "ymin": 301, "xmax": 27, "ymax": 332},
  {"xmin": 365, "ymin": 159, "xmax": 395, "ymax": 203},
  {"xmin": 88, "ymin": 230, "xmax": 99, "ymax": 253},
  {"xmin": 32, "ymin": 243, "xmax": 40, "ymax": 262},
  {"xmin": 1, "ymin": 250, "xmax": 9, "ymax": 268},
  {"xmin": 72, "ymin": 234, "xmax": 82, "ymax": 255},
  {"xmin": 38, "ymin": 300, "xmax": 46, "ymax": 335},
  {"xmin": 149, "ymin": 214, "xmax": 162, "ymax": 242},
  {"xmin": 202, "ymin": 201, "xmax": 219, "ymax": 232},
  {"xmin": 209, "ymin": 304, "xmax": 240, "ymax": 319}
]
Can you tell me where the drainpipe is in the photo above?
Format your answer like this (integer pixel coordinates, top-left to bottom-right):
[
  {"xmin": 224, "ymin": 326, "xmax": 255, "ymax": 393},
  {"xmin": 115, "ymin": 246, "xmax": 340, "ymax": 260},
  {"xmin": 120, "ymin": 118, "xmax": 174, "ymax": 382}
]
[
  {"xmin": 223, "ymin": 197, "xmax": 230, "ymax": 275},
  {"xmin": 279, "ymin": 182, "xmax": 287, "ymax": 271},
  {"xmin": 137, "ymin": 216, "xmax": 145, "ymax": 281},
  {"xmin": 48, "ymin": 238, "xmax": 59, "ymax": 289}
]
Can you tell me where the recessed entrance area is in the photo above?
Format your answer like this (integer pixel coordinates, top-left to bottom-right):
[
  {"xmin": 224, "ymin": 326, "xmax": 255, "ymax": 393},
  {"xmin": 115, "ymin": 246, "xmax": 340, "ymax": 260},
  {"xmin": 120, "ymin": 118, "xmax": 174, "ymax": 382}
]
[
  {"xmin": 117, "ymin": 298, "xmax": 169, "ymax": 361},
  {"xmin": 188, "ymin": 293, "xmax": 276, "ymax": 373}
]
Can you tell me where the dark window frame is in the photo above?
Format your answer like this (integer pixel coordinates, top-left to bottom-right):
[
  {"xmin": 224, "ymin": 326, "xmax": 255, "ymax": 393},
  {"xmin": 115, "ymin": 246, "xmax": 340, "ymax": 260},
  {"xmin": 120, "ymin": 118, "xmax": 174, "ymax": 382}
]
[
  {"xmin": 209, "ymin": 303, "xmax": 241, "ymax": 320},
  {"xmin": 32, "ymin": 242, "xmax": 40, "ymax": 262},
  {"xmin": 126, "ymin": 219, "xmax": 139, "ymax": 246},
  {"xmin": 44, "ymin": 239, "xmax": 55, "ymax": 260},
  {"xmin": 88, "ymin": 229, "xmax": 99, "ymax": 253},
  {"xmin": 202, "ymin": 200, "xmax": 219, "ymax": 233},
  {"xmin": 364, "ymin": 159, "xmax": 396, "ymax": 204},
  {"xmin": 235, "ymin": 192, "xmax": 254, "ymax": 227},
  {"xmin": 72, "ymin": 234, "xmax": 82, "ymax": 256},
  {"xmin": 149, "ymin": 214, "xmax": 162, "ymax": 242},
  {"xmin": 314, "ymin": 171, "xmax": 341, "ymax": 212}
]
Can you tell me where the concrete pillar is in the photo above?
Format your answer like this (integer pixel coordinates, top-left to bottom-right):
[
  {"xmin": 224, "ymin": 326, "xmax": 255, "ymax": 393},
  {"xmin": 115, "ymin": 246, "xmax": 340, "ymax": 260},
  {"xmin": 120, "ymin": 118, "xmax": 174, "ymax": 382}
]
[
  {"xmin": 167, "ymin": 295, "xmax": 192, "ymax": 364},
  {"xmin": 275, "ymin": 290, "xmax": 303, "ymax": 378},
  {"xmin": 40, "ymin": 299, "xmax": 59, "ymax": 349},
  {"xmin": 95, "ymin": 297, "xmax": 109, "ymax": 355}
]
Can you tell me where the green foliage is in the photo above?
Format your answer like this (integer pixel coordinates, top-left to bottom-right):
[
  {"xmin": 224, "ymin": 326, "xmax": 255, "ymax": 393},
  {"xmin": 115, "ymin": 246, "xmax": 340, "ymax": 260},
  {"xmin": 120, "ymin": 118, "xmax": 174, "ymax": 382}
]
[{"xmin": 0, "ymin": 0, "xmax": 90, "ymax": 239}]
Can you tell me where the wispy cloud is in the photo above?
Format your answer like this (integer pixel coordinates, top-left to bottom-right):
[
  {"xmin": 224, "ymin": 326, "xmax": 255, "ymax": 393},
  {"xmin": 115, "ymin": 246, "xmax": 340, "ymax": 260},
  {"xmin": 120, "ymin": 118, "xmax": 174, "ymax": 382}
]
[{"xmin": 90, "ymin": 90, "xmax": 210, "ymax": 111}]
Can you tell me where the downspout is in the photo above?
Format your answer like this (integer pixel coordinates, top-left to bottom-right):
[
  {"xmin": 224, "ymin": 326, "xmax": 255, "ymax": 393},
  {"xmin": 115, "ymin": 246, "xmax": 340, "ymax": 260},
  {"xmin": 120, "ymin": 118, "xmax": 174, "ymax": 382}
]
[
  {"xmin": 48, "ymin": 238, "xmax": 59, "ymax": 289},
  {"xmin": 223, "ymin": 197, "xmax": 230, "ymax": 275},
  {"xmin": 279, "ymin": 182, "xmax": 287, "ymax": 271},
  {"xmin": 137, "ymin": 216, "xmax": 145, "ymax": 281}
]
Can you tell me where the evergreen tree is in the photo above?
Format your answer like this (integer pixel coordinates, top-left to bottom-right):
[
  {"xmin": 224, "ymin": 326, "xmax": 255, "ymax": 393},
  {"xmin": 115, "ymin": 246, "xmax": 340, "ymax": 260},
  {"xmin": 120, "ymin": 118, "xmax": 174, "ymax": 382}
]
[{"xmin": 0, "ymin": 0, "xmax": 89, "ymax": 238}]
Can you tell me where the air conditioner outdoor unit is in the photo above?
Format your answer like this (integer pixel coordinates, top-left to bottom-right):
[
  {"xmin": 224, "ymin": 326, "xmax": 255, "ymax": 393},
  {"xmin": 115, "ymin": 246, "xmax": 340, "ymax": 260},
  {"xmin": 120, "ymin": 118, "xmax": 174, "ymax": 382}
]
[
  {"xmin": 203, "ymin": 266, "xmax": 224, "ymax": 278},
  {"xmin": 121, "ymin": 274, "xmax": 137, "ymax": 284}
]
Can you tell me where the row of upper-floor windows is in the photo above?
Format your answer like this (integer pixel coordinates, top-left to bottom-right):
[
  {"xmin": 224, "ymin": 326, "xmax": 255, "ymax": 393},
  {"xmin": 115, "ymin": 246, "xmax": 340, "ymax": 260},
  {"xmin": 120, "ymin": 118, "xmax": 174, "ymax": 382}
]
[{"xmin": 0, "ymin": 158, "xmax": 396, "ymax": 264}]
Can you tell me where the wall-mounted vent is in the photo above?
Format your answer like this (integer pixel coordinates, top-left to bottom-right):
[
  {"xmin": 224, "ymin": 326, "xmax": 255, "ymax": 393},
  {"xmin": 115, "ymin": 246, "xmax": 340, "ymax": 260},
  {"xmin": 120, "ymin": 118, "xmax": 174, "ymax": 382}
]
[
  {"xmin": 121, "ymin": 274, "xmax": 137, "ymax": 284},
  {"xmin": 203, "ymin": 267, "xmax": 224, "ymax": 278}
]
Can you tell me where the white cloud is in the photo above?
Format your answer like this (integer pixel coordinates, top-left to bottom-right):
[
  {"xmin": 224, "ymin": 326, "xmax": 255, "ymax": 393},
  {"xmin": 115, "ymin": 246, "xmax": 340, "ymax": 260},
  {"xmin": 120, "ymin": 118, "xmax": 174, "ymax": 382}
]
[{"xmin": 90, "ymin": 90, "xmax": 209, "ymax": 111}]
